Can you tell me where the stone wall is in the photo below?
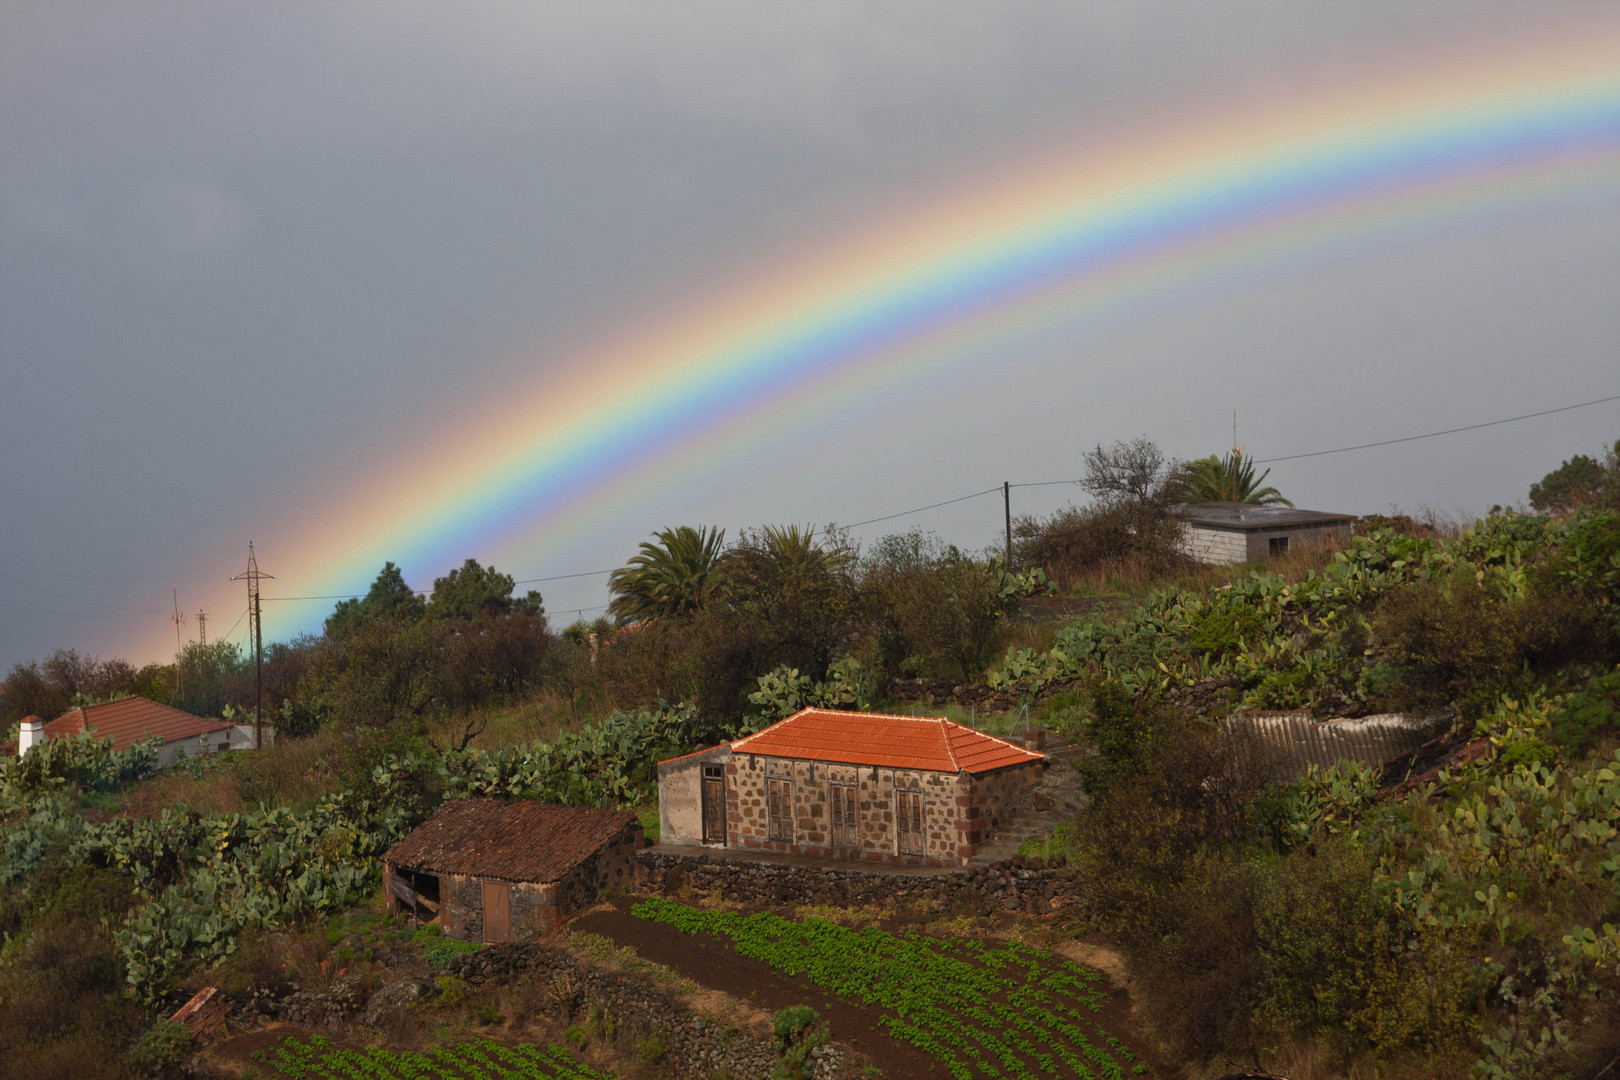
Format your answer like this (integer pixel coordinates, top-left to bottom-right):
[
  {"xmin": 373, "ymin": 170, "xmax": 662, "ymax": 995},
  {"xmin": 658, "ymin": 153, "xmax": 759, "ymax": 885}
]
[
  {"xmin": 443, "ymin": 942, "xmax": 851, "ymax": 1080},
  {"xmin": 638, "ymin": 850, "xmax": 1080, "ymax": 914},
  {"xmin": 722, "ymin": 755, "xmax": 1042, "ymax": 866},
  {"xmin": 557, "ymin": 823, "xmax": 641, "ymax": 916},
  {"xmin": 441, "ymin": 873, "xmax": 484, "ymax": 942}
]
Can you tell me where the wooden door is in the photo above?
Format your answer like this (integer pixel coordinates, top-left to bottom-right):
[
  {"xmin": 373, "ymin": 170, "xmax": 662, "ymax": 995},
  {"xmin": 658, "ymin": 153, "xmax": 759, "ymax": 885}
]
[
  {"xmin": 896, "ymin": 790, "xmax": 924, "ymax": 856},
  {"xmin": 767, "ymin": 778, "xmax": 793, "ymax": 842},
  {"xmin": 481, "ymin": 880, "xmax": 511, "ymax": 944},
  {"xmin": 830, "ymin": 784, "xmax": 858, "ymax": 850},
  {"xmin": 701, "ymin": 765, "xmax": 726, "ymax": 843}
]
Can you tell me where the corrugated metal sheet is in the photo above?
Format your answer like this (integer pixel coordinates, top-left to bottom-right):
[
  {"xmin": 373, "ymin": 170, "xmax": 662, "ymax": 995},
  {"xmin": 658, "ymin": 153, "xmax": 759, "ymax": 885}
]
[
  {"xmin": 1228, "ymin": 710, "xmax": 1430, "ymax": 780},
  {"xmin": 383, "ymin": 799, "xmax": 638, "ymax": 882}
]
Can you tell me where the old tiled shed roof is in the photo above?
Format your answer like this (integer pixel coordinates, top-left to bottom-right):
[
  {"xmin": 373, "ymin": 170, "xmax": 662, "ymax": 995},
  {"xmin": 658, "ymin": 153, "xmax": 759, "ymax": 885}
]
[
  {"xmin": 721, "ymin": 708, "xmax": 1044, "ymax": 775},
  {"xmin": 383, "ymin": 799, "xmax": 639, "ymax": 882},
  {"xmin": 3, "ymin": 697, "xmax": 229, "ymax": 756}
]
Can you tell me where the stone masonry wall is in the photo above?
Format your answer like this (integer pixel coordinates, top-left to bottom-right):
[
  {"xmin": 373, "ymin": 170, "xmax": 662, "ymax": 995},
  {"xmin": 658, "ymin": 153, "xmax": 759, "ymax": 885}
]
[
  {"xmin": 638, "ymin": 850, "xmax": 1080, "ymax": 914},
  {"xmin": 443, "ymin": 942, "xmax": 851, "ymax": 1080},
  {"xmin": 556, "ymin": 823, "xmax": 641, "ymax": 917},
  {"xmin": 724, "ymin": 755, "xmax": 1041, "ymax": 866}
]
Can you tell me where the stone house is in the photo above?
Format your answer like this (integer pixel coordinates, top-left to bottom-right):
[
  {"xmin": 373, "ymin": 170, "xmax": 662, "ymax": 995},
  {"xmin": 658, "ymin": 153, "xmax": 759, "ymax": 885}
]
[
  {"xmin": 657, "ymin": 708, "xmax": 1045, "ymax": 867},
  {"xmin": 1172, "ymin": 502, "xmax": 1354, "ymax": 566},
  {"xmin": 382, "ymin": 799, "xmax": 642, "ymax": 944}
]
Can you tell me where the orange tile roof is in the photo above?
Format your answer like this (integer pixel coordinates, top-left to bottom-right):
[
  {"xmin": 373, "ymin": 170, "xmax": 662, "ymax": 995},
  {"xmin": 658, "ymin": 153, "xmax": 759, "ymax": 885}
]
[
  {"xmin": 42, "ymin": 697, "xmax": 229, "ymax": 752},
  {"xmin": 728, "ymin": 708, "xmax": 1043, "ymax": 775}
]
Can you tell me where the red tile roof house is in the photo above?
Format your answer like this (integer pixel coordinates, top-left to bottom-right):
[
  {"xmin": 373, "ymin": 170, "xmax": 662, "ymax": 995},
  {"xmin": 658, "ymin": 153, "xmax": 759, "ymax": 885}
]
[
  {"xmin": 2, "ymin": 696, "xmax": 266, "ymax": 766},
  {"xmin": 382, "ymin": 800, "xmax": 642, "ymax": 944},
  {"xmin": 657, "ymin": 708, "xmax": 1046, "ymax": 867}
]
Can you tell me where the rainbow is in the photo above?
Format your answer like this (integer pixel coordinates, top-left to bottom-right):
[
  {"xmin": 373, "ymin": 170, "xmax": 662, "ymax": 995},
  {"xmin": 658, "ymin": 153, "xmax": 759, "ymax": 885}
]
[{"xmin": 269, "ymin": 25, "xmax": 1620, "ymax": 636}]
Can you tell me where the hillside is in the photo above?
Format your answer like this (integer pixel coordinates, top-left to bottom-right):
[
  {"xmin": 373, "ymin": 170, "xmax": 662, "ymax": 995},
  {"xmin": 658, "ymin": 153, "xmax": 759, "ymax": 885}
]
[{"xmin": 1, "ymin": 496, "xmax": 1617, "ymax": 1080}]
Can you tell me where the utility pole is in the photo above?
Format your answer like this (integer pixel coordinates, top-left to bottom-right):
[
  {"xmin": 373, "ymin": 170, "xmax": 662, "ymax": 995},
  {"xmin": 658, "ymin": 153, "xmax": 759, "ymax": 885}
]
[
  {"xmin": 231, "ymin": 543, "xmax": 274, "ymax": 749},
  {"xmin": 171, "ymin": 591, "xmax": 186, "ymax": 701},
  {"xmin": 196, "ymin": 609, "xmax": 207, "ymax": 647},
  {"xmin": 1003, "ymin": 481, "xmax": 1013, "ymax": 568}
]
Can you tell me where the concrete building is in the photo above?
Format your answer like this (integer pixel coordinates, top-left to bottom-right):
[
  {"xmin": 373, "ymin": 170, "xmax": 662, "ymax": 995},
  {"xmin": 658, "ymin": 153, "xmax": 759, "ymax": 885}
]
[
  {"xmin": 657, "ymin": 708, "xmax": 1046, "ymax": 867},
  {"xmin": 3, "ymin": 696, "xmax": 267, "ymax": 765},
  {"xmin": 1172, "ymin": 502, "xmax": 1354, "ymax": 566},
  {"xmin": 382, "ymin": 799, "xmax": 642, "ymax": 944}
]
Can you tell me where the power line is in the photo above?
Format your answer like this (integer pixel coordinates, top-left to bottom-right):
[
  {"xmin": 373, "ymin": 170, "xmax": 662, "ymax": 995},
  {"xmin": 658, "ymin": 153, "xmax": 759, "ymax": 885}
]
[
  {"xmin": 260, "ymin": 593, "xmax": 364, "ymax": 602},
  {"xmin": 0, "ymin": 554, "xmax": 235, "ymax": 583},
  {"xmin": 513, "ymin": 569, "xmax": 614, "ymax": 584},
  {"xmin": 217, "ymin": 605, "xmax": 250, "ymax": 645},
  {"xmin": 0, "ymin": 600, "xmax": 157, "ymax": 619},
  {"xmin": 0, "ymin": 571, "xmax": 170, "ymax": 613},
  {"xmin": 843, "ymin": 486, "xmax": 1003, "ymax": 529},
  {"xmin": 1253, "ymin": 393, "xmax": 1620, "ymax": 464}
]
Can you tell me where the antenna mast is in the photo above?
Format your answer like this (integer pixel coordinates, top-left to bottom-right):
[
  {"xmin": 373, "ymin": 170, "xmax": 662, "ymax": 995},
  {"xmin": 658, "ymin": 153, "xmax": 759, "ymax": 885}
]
[
  {"xmin": 171, "ymin": 590, "xmax": 186, "ymax": 701},
  {"xmin": 196, "ymin": 609, "xmax": 207, "ymax": 647},
  {"xmin": 231, "ymin": 543, "xmax": 275, "ymax": 749}
]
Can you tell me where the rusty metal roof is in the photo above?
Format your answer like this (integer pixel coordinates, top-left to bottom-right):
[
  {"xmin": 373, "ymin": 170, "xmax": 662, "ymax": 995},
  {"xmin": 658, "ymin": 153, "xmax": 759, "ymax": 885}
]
[
  {"xmin": 383, "ymin": 799, "xmax": 639, "ymax": 882},
  {"xmin": 727, "ymin": 708, "xmax": 1043, "ymax": 775}
]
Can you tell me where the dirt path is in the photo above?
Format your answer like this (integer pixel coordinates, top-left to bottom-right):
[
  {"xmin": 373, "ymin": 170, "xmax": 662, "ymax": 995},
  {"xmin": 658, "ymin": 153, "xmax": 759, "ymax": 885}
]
[{"xmin": 574, "ymin": 898, "xmax": 938, "ymax": 1080}]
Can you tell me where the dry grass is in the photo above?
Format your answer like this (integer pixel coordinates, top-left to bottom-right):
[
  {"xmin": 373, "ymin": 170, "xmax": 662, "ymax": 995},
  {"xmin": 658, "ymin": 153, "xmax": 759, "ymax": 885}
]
[
  {"xmin": 114, "ymin": 732, "xmax": 343, "ymax": 818},
  {"xmin": 428, "ymin": 694, "xmax": 584, "ymax": 753}
]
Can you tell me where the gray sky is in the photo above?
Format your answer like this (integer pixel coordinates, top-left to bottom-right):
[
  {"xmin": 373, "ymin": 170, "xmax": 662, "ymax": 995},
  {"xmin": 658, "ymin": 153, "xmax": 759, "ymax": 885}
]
[{"xmin": 2, "ymin": 2, "xmax": 1617, "ymax": 670}]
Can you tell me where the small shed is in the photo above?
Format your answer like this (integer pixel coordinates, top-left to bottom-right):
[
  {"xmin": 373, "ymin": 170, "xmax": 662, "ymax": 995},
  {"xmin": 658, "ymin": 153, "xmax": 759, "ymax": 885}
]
[
  {"xmin": 1172, "ymin": 502, "xmax": 1354, "ymax": 566},
  {"xmin": 382, "ymin": 799, "xmax": 641, "ymax": 944},
  {"xmin": 657, "ymin": 708, "xmax": 1046, "ymax": 866}
]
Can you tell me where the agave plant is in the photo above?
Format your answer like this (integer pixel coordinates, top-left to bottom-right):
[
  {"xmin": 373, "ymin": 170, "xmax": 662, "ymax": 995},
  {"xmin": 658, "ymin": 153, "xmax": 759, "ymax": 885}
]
[
  {"xmin": 607, "ymin": 525, "xmax": 727, "ymax": 623},
  {"xmin": 1171, "ymin": 450, "xmax": 1293, "ymax": 506}
]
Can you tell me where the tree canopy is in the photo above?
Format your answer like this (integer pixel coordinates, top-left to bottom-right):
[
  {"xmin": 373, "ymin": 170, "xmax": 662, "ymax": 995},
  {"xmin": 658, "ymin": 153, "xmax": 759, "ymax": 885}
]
[
  {"xmin": 1170, "ymin": 450, "xmax": 1293, "ymax": 507},
  {"xmin": 1529, "ymin": 441, "xmax": 1617, "ymax": 513},
  {"xmin": 608, "ymin": 525, "xmax": 727, "ymax": 624}
]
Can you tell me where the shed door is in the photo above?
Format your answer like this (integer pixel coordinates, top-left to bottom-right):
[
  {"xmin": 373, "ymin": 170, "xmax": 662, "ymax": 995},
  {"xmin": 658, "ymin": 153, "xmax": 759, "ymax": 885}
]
[
  {"xmin": 896, "ymin": 790, "xmax": 925, "ymax": 856},
  {"xmin": 701, "ymin": 765, "xmax": 726, "ymax": 843},
  {"xmin": 830, "ymin": 783, "xmax": 858, "ymax": 850},
  {"xmin": 482, "ymin": 880, "xmax": 511, "ymax": 944},
  {"xmin": 767, "ymin": 777, "xmax": 794, "ymax": 842}
]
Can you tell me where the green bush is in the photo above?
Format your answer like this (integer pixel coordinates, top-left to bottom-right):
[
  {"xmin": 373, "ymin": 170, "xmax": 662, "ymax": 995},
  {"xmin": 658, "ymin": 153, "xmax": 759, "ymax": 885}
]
[
  {"xmin": 128, "ymin": 1020, "xmax": 192, "ymax": 1068},
  {"xmin": 635, "ymin": 1034, "xmax": 666, "ymax": 1063}
]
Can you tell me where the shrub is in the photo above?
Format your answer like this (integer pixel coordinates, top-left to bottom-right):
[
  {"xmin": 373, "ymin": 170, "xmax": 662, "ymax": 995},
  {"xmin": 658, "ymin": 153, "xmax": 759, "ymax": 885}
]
[
  {"xmin": 635, "ymin": 1034, "xmax": 666, "ymax": 1063},
  {"xmin": 771, "ymin": 1005, "xmax": 829, "ymax": 1080},
  {"xmin": 127, "ymin": 1021, "xmax": 192, "ymax": 1068}
]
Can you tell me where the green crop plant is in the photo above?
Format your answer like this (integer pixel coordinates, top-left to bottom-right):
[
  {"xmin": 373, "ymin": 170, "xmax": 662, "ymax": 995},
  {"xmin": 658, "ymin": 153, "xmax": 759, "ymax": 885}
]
[{"xmin": 633, "ymin": 898, "xmax": 1143, "ymax": 1080}]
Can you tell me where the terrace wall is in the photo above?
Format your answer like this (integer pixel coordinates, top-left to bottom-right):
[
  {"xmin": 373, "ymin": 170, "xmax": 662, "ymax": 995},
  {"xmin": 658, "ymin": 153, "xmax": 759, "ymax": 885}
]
[
  {"xmin": 441, "ymin": 942, "xmax": 851, "ymax": 1080},
  {"xmin": 638, "ymin": 850, "xmax": 1081, "ymax": 914}
]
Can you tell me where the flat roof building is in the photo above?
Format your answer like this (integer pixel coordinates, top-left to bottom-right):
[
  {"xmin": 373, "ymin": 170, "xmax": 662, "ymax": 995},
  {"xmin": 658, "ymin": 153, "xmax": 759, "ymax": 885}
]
[{"xmin": 1171, "ymin": 501, "xmax": 1354, "ymax": 566}]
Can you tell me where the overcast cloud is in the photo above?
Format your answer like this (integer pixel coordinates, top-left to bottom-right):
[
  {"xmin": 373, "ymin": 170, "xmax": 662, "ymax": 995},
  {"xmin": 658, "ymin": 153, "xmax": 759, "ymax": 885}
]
[{"xmin": 1, "ymin": 2, "xmax": 1616, "ymax": 668}]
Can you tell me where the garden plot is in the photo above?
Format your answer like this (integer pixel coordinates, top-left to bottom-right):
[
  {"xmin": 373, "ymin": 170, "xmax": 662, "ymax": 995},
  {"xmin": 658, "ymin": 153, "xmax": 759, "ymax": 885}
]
[
  {"xmin": 609, "ymin": 897, "xmax": 1159, "ymax": 1080},
  {"xmin": 249, "ymin": 1035, "xmax": 613, "ymax": 1080}
]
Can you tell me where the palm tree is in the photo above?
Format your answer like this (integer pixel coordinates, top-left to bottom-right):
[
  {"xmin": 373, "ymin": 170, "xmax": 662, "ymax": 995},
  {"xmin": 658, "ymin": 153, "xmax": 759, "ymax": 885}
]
[
  {"xmin": 756, "ymin": 524, "xmax": 854, "ymax": 575},
  {"xmin": 607, "ymin": 525, "xmax": 727, "ymax": 623},
  {"xmin": 1171, "ymin": 451, "xmax": 1293, "ymax": 507}
]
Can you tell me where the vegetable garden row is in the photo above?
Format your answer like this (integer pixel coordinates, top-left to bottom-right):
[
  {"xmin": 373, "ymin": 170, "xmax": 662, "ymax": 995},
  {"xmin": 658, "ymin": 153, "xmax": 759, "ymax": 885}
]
[
  {"xmin": 632, "ymin": 897, "xmax": 1150, "ymax": 1080},
  {"xmin": 251, "ymin": 1036, "xmax": 614, "ymax": 1080}
]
